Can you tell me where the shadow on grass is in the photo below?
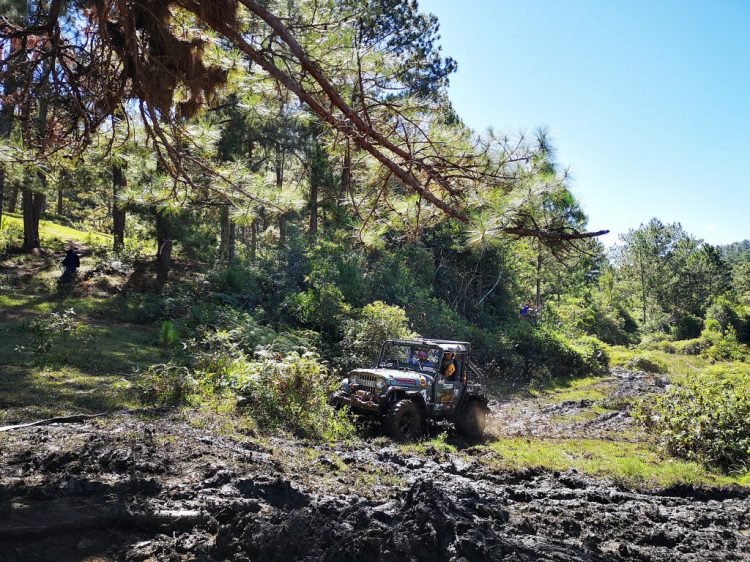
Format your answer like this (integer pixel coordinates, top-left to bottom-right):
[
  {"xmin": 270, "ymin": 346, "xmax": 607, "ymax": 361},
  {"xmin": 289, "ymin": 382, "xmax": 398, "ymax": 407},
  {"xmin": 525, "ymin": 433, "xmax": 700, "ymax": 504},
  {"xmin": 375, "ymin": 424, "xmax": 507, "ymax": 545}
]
[{"xmin": 0, "ymin": 317, "xmax": 171, "ymax": 423}]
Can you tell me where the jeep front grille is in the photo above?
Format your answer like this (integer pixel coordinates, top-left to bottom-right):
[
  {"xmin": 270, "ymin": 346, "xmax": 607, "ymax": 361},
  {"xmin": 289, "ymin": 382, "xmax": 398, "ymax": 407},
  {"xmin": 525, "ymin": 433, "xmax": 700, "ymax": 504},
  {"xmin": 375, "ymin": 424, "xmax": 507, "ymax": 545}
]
[{"xmin": 356, "ymin": 374, "xmax": 380, "ymax": 390}]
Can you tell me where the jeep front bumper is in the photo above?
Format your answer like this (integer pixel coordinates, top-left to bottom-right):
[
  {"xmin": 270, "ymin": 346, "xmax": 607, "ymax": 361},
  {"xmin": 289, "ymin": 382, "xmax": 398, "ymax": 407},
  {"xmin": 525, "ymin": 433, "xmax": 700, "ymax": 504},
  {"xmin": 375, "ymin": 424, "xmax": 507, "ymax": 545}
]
[{"xmin": 330, "ymin": 390, "xmax": 382, "ymax": 414}]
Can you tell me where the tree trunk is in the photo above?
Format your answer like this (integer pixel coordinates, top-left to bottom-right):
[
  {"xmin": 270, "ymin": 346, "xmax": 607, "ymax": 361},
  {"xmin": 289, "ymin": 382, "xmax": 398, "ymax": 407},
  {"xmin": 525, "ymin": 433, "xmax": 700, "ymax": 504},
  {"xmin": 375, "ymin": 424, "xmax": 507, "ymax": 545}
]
[
  {"xmin": 228, "ymin": 221, "xmax": 236, "ymax": 264},
  {"xmin": 156, "ymin": 210, "xmax": 172, "ymax": 283},
  {"xmin": 8, "ymin": 182, "xmax": 19, "ymax": 213},
  {"xmin": 275, "ymin": 142, "xmax": 286, "ymax": 246},
  {"xmin": 220, "ymin": 206, "xmax": 230, "ymax": 258},
  {"xmin": 56, "ymin": 185, "xmax": 63, "ymax": 215},
  {"xmin": 341, "ymin": 140, "xmax": 351, "ymax": 200},
  {"xmin": 250, "ymin": 220, "xmax": 257, "ymax": 261},
  {"xmin": 536, "ymin": 245, "xmax": 543, "ymax": 307},
  {"xmin": 278, "ymin": 213, "xmax": 286, "ymax": 245},
  {"xmin": 112, "ymin": 164, "xmax": 126, "ymax": 249},
  {"xmin": 0, "ymin": 167, "xmax": 6, "ymax": 228},
  {"xmin": 275, "ymin": 142, "xmax": 284, "ymax": 189},
  {"xmin": 22, "ymin": 188, "xmax": 46, "ymax": 250},
  {"xmin": 309, "ymin": 176, "xmax": 318, "ymax": 236},
  {"xmin": 0, "ymin": 41, "xmax": 19, "ymax": 229}
]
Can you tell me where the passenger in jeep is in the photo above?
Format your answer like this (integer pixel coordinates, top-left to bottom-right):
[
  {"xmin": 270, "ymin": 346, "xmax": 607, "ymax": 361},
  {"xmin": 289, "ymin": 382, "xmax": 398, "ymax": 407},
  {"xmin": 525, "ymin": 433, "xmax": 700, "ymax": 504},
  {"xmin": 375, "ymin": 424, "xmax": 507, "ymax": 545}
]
[{"xmin": 441, "ymin": 352, "xmax": 456, "ymax": 380}]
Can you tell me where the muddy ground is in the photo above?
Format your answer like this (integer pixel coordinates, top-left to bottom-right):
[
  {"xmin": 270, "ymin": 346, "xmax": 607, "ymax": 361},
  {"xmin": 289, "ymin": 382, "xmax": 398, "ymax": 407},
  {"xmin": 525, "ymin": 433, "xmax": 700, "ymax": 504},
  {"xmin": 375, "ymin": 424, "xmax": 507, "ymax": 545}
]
[{"xmin": 1, "ymin": 370, "xmax": 748, "ymax": 562}]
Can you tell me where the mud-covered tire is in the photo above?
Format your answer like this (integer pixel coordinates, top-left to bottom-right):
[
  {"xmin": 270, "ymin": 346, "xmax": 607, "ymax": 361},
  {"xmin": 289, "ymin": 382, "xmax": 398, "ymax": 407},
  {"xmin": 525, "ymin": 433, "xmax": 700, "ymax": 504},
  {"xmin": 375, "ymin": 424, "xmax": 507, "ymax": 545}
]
[
  {"xmin": 455, "ymin": 401, "xmax": 487, "ymax": 438},
  {"xmin": 384, "ymin": 399, "xmax": 422, "ymax": 441}
]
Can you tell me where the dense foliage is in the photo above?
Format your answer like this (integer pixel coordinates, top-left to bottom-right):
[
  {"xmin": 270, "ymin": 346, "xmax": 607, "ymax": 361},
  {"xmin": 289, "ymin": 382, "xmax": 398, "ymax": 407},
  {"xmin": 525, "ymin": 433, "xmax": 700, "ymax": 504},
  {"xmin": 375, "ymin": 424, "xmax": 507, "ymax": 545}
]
[{"xmin": 636, "ymin": 364, "xmax": 750, "ymax": 471}]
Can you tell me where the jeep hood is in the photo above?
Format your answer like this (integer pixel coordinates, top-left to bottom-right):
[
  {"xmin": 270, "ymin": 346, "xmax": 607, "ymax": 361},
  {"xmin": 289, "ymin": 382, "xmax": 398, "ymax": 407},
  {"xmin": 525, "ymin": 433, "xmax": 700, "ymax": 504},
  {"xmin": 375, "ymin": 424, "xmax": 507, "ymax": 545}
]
[{"xmin": 350, "ymin": 368, "xmax": 432, "ymax": 387}]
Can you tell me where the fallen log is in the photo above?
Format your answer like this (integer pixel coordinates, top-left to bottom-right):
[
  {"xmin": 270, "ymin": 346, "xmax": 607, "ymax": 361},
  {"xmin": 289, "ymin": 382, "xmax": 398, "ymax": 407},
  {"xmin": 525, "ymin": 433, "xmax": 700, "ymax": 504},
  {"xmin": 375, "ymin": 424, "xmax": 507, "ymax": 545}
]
[{"xmin": 0, "ymin": 413, "xmax": 106, "ymax": 432}]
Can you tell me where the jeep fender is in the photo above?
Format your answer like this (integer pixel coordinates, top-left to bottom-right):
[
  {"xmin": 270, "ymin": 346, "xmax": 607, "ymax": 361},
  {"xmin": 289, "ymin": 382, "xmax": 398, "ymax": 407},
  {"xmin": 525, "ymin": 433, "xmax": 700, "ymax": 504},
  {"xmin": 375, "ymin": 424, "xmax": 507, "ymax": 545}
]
[{"xmin": 384, "ymin": 388, "xmax": 427, "ymax": 410}]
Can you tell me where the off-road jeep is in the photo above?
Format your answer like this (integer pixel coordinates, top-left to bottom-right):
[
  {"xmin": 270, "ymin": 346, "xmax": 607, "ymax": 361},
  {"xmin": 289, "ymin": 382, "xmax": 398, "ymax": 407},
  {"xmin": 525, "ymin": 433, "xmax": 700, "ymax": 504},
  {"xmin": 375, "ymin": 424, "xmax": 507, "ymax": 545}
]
[{"xmin": 331, "ymin": 339, "xmax": 489, "ymax": 440}]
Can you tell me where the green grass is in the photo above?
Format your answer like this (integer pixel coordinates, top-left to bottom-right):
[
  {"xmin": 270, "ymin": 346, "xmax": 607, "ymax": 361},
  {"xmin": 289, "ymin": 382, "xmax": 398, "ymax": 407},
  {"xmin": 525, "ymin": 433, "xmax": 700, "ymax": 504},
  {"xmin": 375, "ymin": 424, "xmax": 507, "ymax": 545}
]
[
  {"xmin": 607, "ymin": 345, "xmax": 711, "ymax": 378},
  {"xmin": 2, "ymin": 212, "xmax": 112, "ymax": 247},
  {"xmin": 0, "ymin": 317, "xmax": 166, "ymax": 424},
  {"xmin": 0, "ymin": 291, "xmax": 121, "ymax": 317},
  {"xmin": 485, "ymin": 437, "xmax": 744, "ymax": 488},
  {"xmin": 532, "ymin": 374, "xmax": 614, "ymax": 403}
]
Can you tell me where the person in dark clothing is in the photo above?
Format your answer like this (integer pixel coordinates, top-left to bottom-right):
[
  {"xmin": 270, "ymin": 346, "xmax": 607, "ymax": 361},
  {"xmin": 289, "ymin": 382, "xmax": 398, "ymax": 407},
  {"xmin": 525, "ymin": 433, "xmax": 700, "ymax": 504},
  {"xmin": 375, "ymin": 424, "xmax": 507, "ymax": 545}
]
[{"xmin": 61, "ymin": 248, "xmax": 80, "ymax": 282}]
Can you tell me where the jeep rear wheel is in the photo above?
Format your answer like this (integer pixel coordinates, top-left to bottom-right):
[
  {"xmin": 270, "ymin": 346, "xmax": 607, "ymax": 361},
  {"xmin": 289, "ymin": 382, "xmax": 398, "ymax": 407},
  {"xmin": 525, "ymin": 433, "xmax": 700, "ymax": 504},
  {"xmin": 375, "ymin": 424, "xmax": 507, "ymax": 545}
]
[
  {"xmin": 456, "ymin": 401, "xmax": 487, "ymax": 438},
  {"xmin": 384, "ymin": 399, "xmax": 422, "ymax": 441}
]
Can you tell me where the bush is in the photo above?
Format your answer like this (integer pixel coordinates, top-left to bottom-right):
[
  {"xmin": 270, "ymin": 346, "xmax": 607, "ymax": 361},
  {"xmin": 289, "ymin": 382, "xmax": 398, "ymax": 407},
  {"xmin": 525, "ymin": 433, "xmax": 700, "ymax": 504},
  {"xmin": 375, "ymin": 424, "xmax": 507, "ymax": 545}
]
[
  {"xmin": 337, "ymin": 301, "xmax": 417, "ymax": 373},
  {"xmin": 635, "ymin": 364, "xmax": 750, "ymax": 470},
  {"xmin": 132, "ymin": 362, "xmax": 195, "ymax": 406},
  {"xmin": 673, "ymin": 313, "xmax": 704, "ymax": 341},
  {"xmin": 23, "ymin": 309, "xmax": 88, "ymax": 365},
  {"xmin": 499, "ymin": 322, "xmax": 608, "ymax": 387},
  {"xmin": 407, "ymin": 297, "xmax": 468, "ymax": 341},
  {"xmin": 673, "ymin": 338, "xmax": 709, "ymax": 356},
  {"xmin": 230, "ymin": 350, "xmax": 355, "ymax": 441},
  {"xmin": 161, "ymin": 326, "xmax": 354, "ymax": 441},
  {"xmin": 630, "ymin": 355, "xmax": 667, "ymax": 373},
  {"xmin": 545, "ymin": 297, "xmax": 638, "ymax": 346},
  {"xmin": 0, "ymin": 219, "xmax": 23, "ymax": 251},
  {"xmin": 206, "ymin": 263, "xmax": 263, "ymax": 309},
  {"xmin": 609, "ymin": 349, "xmax": 667, "ymax": 374},
  {"xmin": 702, "ymin": 326, "xmax": 749, "ymax": 362},
  {"xmin": 706, "ymin": 298, "xmax": 750, "ymax": 344},
  {"xmin": 285, "ymin": 283, "xmax": 351, "ymax": 335},
  {"xmin": 135, "ymin": 280, "xmax": 201, "ymax": 323},
  {"xmin": 158, "ymin": 321, "xmax": 180, "ymax": 348},
  {"xmin": 571, "ymin": 335, "xmax": 610, "ymax": 374}
]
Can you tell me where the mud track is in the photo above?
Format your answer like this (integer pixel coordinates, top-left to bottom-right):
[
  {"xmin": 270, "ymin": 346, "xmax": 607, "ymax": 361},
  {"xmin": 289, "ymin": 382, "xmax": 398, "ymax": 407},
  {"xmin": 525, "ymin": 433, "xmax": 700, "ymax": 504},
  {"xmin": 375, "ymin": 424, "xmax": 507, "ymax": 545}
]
[{"xmin": 1, "ymin": 372, "xmax": 749, "ymax": 561}]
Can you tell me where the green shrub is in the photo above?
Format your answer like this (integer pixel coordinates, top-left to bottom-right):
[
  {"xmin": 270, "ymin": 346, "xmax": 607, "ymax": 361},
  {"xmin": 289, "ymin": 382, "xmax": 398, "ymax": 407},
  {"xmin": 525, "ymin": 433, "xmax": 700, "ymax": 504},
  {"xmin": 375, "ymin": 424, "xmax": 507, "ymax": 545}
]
[
  {"xmin": 136, "ymin": 281, "xmax": 201, "ymax": 323},
  {"xmin": 407, "ymin": 297, "xmax": 468, "ymax": 341},
  {"xmin": 230, "ymin": 350, "xmax": 355, "ymax": 441},
  {"xmin": 702, "ymin": 326, "xmax": 749, "ymax": 362},
  {"xmin": 170, "ymin": 327, "xmax": 353, "ymax": 440},
  {"xmin": 635, "ymin": 364, "xmax": 750, "ymax": 470},
  {"xmin": 673, "ymin": 313, "xmax": 704, "ymax": 341},
  {"xmin": 23, "ymin": 309, "xmax": 87, "ymax": 365},
  {"xmin": 0, "ymin": 219, "xmax": 23, "ymax": 251},
  {"xmin": 158, "ymin": 321, "xmax": 180, "ymax": 348},
  {"xmin": 498, "ymin": 323, "xmax": 608, "ymax": 387},
  {"xmin": 673, "ymin": 338, "xmax": 709, "ymax": 356},
  {"xmin": 545, "ymin": 297, "xmax": 638, "ymax": 346},
  {"xmin": 337, "ymin": 301, "xmax": 417, "ymax": 373},
  {"xmin": 705, "ymin": 298, "xmax": 750, "ymax": 344},
  {"xmin": 207, "ymin": 263, "xmax": 263, "ymax": 308},
  {"xmin": 285, "ymin": 283, "xmax": 351, "ymax": 334},
  {"xmin": 630, "ymin": 355, "xmax": 667, "ymax": 373},
  {"xmin": 132, "ymin": 362, "xmax": 195, "ymax": 406},
  {"xmin": 571, "ymin": 335, "xmax": 610, "ymax": 374},
  {"xmin": 609, "ymin": 349, "xmax": 667, "ymax": 374}
]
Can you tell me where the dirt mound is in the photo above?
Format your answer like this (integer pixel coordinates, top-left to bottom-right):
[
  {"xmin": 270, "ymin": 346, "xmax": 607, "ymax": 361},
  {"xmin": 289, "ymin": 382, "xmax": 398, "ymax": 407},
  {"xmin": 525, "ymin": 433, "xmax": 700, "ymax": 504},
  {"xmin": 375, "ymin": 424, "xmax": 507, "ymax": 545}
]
[{"xmin": 1, "ymin": 409, "xmax": 748, "ymax": 562}]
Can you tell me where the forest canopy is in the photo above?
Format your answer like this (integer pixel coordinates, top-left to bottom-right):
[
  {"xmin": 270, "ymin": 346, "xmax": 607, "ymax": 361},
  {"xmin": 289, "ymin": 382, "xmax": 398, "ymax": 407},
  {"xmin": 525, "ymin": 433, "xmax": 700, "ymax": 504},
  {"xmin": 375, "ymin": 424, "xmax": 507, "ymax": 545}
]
[{"xmin": 0, "ymin": 0, "xmax": 606, "ymax": 246}]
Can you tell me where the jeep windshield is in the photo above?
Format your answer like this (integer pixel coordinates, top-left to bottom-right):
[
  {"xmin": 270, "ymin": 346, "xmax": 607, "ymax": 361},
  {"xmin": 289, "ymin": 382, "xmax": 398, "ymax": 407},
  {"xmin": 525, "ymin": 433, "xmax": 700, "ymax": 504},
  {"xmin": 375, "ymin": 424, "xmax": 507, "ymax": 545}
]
[{"xmin": 378, "ymin": 342, "xmax": 440, "ymax": 374}]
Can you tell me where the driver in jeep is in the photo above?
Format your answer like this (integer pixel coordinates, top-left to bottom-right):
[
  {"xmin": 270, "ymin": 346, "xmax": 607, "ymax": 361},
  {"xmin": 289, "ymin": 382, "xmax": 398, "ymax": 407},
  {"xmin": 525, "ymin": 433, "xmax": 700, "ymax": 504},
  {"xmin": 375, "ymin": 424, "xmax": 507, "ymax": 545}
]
[{"xmin": 441, "ymin": 352, "xmax": 456, "ymax": 380}]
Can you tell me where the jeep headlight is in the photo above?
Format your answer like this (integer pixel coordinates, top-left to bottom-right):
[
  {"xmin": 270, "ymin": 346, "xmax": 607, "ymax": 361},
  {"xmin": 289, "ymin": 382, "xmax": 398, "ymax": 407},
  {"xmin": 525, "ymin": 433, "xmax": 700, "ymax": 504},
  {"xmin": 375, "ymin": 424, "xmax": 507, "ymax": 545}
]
[
  {"xmin": 376, "ymin": 378, "xmax": 385, "ymax": 391},
  {"xmin": 349, "ymin": 374, "xmax": 359, "ymax": 386},
  {"xmin": 419, "ymin": 376, "xmax": 427, "ymax": 388}
]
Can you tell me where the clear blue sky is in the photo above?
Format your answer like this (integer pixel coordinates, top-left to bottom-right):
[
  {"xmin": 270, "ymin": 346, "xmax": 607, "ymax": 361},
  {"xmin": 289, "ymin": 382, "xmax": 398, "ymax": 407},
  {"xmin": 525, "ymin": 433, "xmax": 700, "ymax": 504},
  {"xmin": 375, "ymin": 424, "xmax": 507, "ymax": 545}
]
[{"xmin": 418, "ymin": 0, "xmax": 750, "ymax": 247}]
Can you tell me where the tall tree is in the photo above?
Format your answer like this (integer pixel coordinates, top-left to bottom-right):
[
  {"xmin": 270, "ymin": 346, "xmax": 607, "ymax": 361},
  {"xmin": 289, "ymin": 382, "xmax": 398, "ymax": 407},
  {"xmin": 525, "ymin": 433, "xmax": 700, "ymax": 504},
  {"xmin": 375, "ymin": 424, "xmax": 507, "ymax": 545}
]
[{"xmin": 2, "ymin": 0, "xmax": 607, "ymax": 248}]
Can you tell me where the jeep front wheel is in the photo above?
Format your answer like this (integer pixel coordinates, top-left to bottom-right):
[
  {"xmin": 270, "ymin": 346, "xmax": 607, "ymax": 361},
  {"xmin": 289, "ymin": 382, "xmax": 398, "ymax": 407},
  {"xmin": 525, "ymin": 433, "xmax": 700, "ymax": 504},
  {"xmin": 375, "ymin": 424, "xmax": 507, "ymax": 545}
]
[
  {"xmin": 455, "ymin": 401, "xmax": 487, "ymax": 438},
  {"xmin": 384, "ymin": 399, "xmax": 422, "ymax": 441}
]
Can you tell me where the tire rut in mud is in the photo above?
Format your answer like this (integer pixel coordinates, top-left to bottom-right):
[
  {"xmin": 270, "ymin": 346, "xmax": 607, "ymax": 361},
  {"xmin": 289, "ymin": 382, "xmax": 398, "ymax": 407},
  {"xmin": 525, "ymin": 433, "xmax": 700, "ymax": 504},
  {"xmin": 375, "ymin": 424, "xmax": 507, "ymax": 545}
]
[{"xmin": 1, "ymin": 410, "xmax": 748, "ymax": 561}]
